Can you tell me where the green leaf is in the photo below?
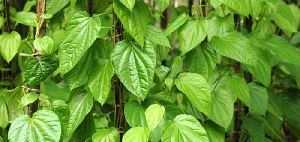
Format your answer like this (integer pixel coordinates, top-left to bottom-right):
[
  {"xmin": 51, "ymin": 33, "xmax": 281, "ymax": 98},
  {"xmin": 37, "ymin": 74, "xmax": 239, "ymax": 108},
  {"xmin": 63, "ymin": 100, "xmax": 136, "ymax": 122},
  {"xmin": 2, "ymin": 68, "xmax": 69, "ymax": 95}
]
[
  {"xmin": 203, "ymin": 121, "xmax": 225, "ymax": 142},
  {"xmin": 155, "ymin": 0, "xmax": 170, "ymax": 12},
  {"xmin": 164, "ymin": 13, "xmax": 188, "ymax": 36},
  {"xmin": 88, "ymin": 59, "xmax": 114, "ymax": 105},
  {"xmin": 65, "ymin": 91, "xmax": 93, "ymax": 141},
  {"xmin": 18, "ymin": 93, "xmax": 39, "ymax": 108},
  {"xmin": 209, "ymin": 76, "xmax": 237, "ymax": 129},
  {"xmin": 175, "ymin": 73, "xmax": 212, "ymax": 117},
  {"xmin": 207, "ymin": 15, "xmax": 235, "ymax": 40},
  {"xmin": 248, "ymin": 84, "xmax": 268, "ymax": 115},
  {"xmin": 247, "ymin": 0, "xmax": 265, "ymax": 17},
  {"xmin": 0, "ymin": 16, "xmax": 4, "ymax": 28},
  {"xmin": 0, "ymin": 96, "xmax": 9, "ymax": 128},
  {"xmin": 64, "ymin": 46, "xmax": 96, "ymax": 90},
  {"xmin": 53, "ymin": 100, "xmax": 70, "ymax": 140},
  {"xmin": 33, "ymin": 36, "xmax": 55, "ymax": 55},
  {"xmin": 145, "ymin": 104, "xmax": 165, "ymax": 131},
  {"xmin": 92, "ymin": 127, "xmax": 120, "ymax": 142},
  {"xmin": 211, "ymin": 32, "xmax": 258, "ymax": 65},
  {"xmin": 178, "ymin": 19, "xmax": 208, "ymax": 55},
  {"xmin": 222, "ymin": 0, "xmax": 249, "ymax": 16},
  {"xmin": 23, "ymin": 1, "xmax": 36, "ymax": 12},
  {"xmin": 11, "ymin": 11, "xmax": 36, "ymax": 26},
  {"xmin": 41, "ymin": 79, "xmax": 70, "ymax": 101},
  {"xmin": 124, "ymin": 101, "xmax": 147, "ymax": 128},
  {"xmin": 161, "ymin": 114, "xmax": 209, "ymax": 142},
  {"xmin": 146, "ymin": 25, "xmax": 170, "ymax": 47},
  {"xmin": 112, "ymin": 40, "xmax": 156, "ymax": 99},
  {"xmin": 8, "ymin": 110, "xmax": 61, "ymax": 142},
  {"xmin": 24, "ymin": 56, "xmax": 59, "ymax": 87},
  {"xmin": 269, "ymin": 0, "xmax": 297, "ymax": 34},
  {"xmin": 242, "ymin": 115, "xmax": 265, "ymax": 142},
  {"xmin": 120, "ymin": 0, "xmax": 136, "ymax": 11},
  {"xmin": 114, "ymin": 0, "xmax": 151, "ymax": 46},
  {"xmin": 123, "ymin": 127, "xmax": 150, "ymax": 142},
  {"xmin": 58, "ymin": 11, "xmax": 101, "ymax": 75},
  {"xmin": 47, "ymin": 0, "xmax": 69, "ymax": 15},
  {"xmin": 185, "ymin": 45, "xmax": 217, "ymax": 80},
  {"xmin": 228, "ymin": 76, "xmax": 251, "ymax": 107},
  {"xmin": 210, "ymin": 0, "xmax": 222, "ymax": 8},
  {"xmin": 0, "ymin": 31, "xmax": 21, "ymax": 63}
]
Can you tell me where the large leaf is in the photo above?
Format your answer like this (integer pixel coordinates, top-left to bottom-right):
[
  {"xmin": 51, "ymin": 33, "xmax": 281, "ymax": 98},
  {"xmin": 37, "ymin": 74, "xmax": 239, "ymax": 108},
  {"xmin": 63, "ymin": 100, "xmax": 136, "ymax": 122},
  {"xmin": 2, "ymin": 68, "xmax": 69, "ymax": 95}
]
[
  {"xmin": 112, "ymin": 40, "xmax": 156, "ymax": 99},
  {"xmin": 113, "ymin": 0, "xmax": 151, "ymax": 46},
  {"xmin": 88, "ymin": 59, "xmax": 114, "ymax": 105},
  {"xmin": 178, "ymin": 19, "xmax": 208, "ymax": 55},
  {"xmin": 58, "ymin": 11, "xmax": 101, "ymax": 75},
  {"xmin": 64, "ymin": 91, "xmax": 93, "ymax": 141},
  {"xmin": 47, "ymin": 0, "xmax": 69, "ymax": 15},
  {"xmin": 209, "ymin": 76, "xmax": 237, "ymax": 129},
  {"xmin": 8, "ymin": 110, "xmax": 61, "ymax": 142},
  {"xmin": 222, "ymin": 0, "xmax": 249, "ymax": 16},
  {"xmin": 145, "ymin": 104, "xmax": 165, "ymax": 131},
  {"xmin": 124, "ymin": 101, "xmax": 147, "ymax": 128},
  {"xmin": 248, "ymin": 84, "xmax": 268, "ymax": 115},
  {"xmin": 120, "ymin": 0, "xmax": 136, "ymax": 11},
  {"xmin": 161, "ymin": 114, "xmax": 209, "ymax": 142},
  {"xmin": 210, "ymin": 32, "xmax": 258, "ymax": 65},
  {"xmin": 123, "ymin": 127, "xmax": 150, "ymax": 142},
  {"xmin": 164, "ymin": 13, "xmax": 188, "ymax": 36},
  {"xmin": 0, "ymin": 31, "xmax": 21, "ymax": 63},
  {"xmin": 146, "ymin": 25, "xmax": 170, "ymax": 47},
  {"xmin": 24, "ymin": 56, "xmax": 59, "ymax": 87},
  {"xmin": 175, "ymin": 73, "xmax": 212, "ymax": 117},
  {"xmin": 92, "ymin": 127, "xmax": 120, "ymax": 142},
  {"xmin": 0, "ymin": 96, "xmax": 9, "ymax": 128}
]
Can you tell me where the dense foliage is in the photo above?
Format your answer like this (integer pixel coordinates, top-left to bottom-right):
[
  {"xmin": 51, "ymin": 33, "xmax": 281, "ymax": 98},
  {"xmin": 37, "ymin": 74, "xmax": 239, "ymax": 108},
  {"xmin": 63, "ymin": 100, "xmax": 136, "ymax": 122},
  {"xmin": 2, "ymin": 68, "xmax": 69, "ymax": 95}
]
[{"xmin": 0, "ymin": 0, "xmax": 300, "ymax": 141}]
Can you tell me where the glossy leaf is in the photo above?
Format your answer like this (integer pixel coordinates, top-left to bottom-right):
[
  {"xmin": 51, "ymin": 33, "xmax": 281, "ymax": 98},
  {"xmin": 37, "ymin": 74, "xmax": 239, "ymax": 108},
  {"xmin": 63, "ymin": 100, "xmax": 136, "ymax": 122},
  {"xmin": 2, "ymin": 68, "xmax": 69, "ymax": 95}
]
[
  {"xmin": 211, "ymin": 32, "xmax": 258, "ymax": 65},
  {"xmin": 228, "ymin": 76, "xmax": 251, "ymax": 107},
  {"xmin": 92, "ymin": 127, "xmax": 120, "ymax": 142},
  {"xmin": 58, "ymin": 11, "xmax": 101, "ymax": 75},
  {"xmin": 120, "ymin": 0, "xmax": 136, "ymax": 11},
  {"xmin": 0, "ymin": 31, "xmax": 21, "ymax": 63},
  {"xmin": 113, "ymin": 0, "xmax": 151, "ymax": 46},
  {"xmin": 112, "ymin": 40, "xmax": 156, "ymax": 99},
  {"xmin": 207, "ymin": 15, "xmax": 234, "ymax": 40},
  {"xmin": 161, "ymin": 114, "xmax": 209, "ymax": 142},
  {"xmin": 24, "ymin": 56, "xmax": 59, "ymax": 87},
  {"xmin": 248, "ymin": 84, "xmax": 268, "ymax": 115},
  {"xmin": 47, "ymin": 0, "xmax": 69, "ymax": 15},
  {"xmin": 175, "ymin": 73, "xmax": 212, "ymax": 117},
  {"xmin": 18, "ymin": 93, "xmax": 39, "ymax": 108},
  {"xmin": 8, "ymin": 110, "xmax": 61, "ymax": 142},
  {"xmin": 222, "ymin": 0, "xmax": 249, "ymax": 16},
  {"xmin": 0, "ymin": 96, "xmax": 9, "ymax": 128},
  {"xmin": 124, "ymin": 101, "xmax": 147, "ymax": 128},
  {"xmin": 53, "ymin": 100, "xmax": 70, "ymax": 140},
  {"xmin": 123, "ymin": 127, "xmax": 150, "ymax": 142},
  {"xmin": 11, "ymin": 12, "xmax": 36, "ymax": 26},
  {"xmin": 178, "ymin": 19, "xmax": 208, "ymax": 55},
  {"xmin": 146, "ymin": 25, "xmax": 170, "ymax": 47},
  {"xmin": 203, "ymin": 122, "xmax": 225, "ymax": 142},
  {"xmin": 145, "ymin": 104, "xmax": 165, "ymax": 131},
  {"xmin": 164, "ymin": 14, "xmax": 188, "ymax": 36},
  {"xmin": 33, "ymin": 36, "xmax": 55, "ymax": 55}
]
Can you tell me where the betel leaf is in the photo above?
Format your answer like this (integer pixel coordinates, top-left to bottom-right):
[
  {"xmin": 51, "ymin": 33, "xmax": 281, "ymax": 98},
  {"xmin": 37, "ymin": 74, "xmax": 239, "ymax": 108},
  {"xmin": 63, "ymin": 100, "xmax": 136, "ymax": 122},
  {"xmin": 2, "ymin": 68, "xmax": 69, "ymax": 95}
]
[
  {"xmin": 58, "ymin": 11, "xmax": 101, "ymax": 75},
  {"xmin": 47, "ymin": 0, "xmax": 69, "ymax": 15},
  {"xmin": 8, "ymin": 110, "xmax": 61, "ymax": 142},
  {"xmin": 120, "ymin": 0, "xmax": 136, "ymax": 11},
  {"xmin": 0, "ymin": 95, "xmax": 9, "ymax": 128},
  {"xmin": 24, "ymin": 56, "xmax": 59, "ymax": 87},
  {"xmin": 145, "ymin": 104, "xmax": 165, "ymax": 131},
  {"xmin": 155, "ymin": 0, "xmax": 170, "ymax": 12},
  {"xmin": 210, "ymin": 32, "xmax": 258, "ymax": 65},
  {"xmin": 175, "ymin": 73, "xmax": 212, "ymax": 117},
  {"xmin": 242, "ymin": 115, "xmax": 265, "ymax": 142},
  {"xmin": 203, "ymin": 121, "xmax": 225, "ymax": 142},
  {"xmin": 164, "ymin": 13, "xmax": 188, "ymax": 36},
  {"xmin": 124, "ymin": 101, "xmax": 147, "ymax": 128},
  {"xmin": 222, "ymin": 0, "xmax": 249, "ymax": 16},
  {"xmin": 92, "ymin": 127, "xmax": 120, "ymax": 142},
  {"xmin": 207, "ymin": 15, "xmax": 235, "ymax": 41},
  {"xmin": 11, "ymin": 11, "xmax": 36, "ymax": 26},
  {"xmin": 64, "ymin": 46, "xmax": 96, "ymax": 90},
  {"xmin": 88, "ymin": 59, "xmax": 114, "ymax": 105},
  {"xmin": 178, "ymin": 18, "xmax": 208, "ymax": 55},
  {"xmin": 123, "ymin": 127, "xmax": 150, "ymax": 142},
  {"xmin": 247, "ymin": 0, "xmax": 265, "ymax": 17},
  {"xmin": 18, "ymin": 93, "xmax": 39, "ymax": 108},
  {"xmin": 161, "ymin": 114, "xmax": 209, "ymax": 142},
  {"xmin": 210, "ymin": 0, "xmax": 222, "ymax": 8},
  {"xmin": 2, "ymin": 87, "xmax": 25, "ymax": 122},
  {"xmin": 228, "ymin": 76, "xmax": 251, "ymax": 107},
  {"xmin": 112, "ymin": 40, "xmax": 156, "ymax": 99},
  {"xmin": 209, "ymin": 76, "xmax": 237, "ymax": 129},
  {"xmin": 53, "ymin": 100, "xmax": 70, "ymax": 140},
  {"xmin": 113, "ymin": 0, "xmax": 151, "ymax": 46},
  {"xmin": 64, "ymin": 91, "xmax": 93, "ymax": 141},
  {"xmin": 33, "ymin": 36, "xmax": 55, "ymax": 55},
  {"xmin": 248, "ymin": 84, "xmax": 268, "ymax": 115},
  {"xmin": 0, "ymin": 31, "xmax": 21, "ymax": 63},
  {"xmin": 146, "ymin": 25, "xmax": 171, "ymax": 47}
]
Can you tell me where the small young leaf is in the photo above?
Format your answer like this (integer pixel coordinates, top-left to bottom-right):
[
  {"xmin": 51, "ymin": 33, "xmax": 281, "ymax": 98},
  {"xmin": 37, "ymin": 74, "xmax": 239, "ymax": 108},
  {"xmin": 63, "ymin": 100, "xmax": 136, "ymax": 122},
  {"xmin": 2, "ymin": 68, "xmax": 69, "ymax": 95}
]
[
  {"xmin": 164, "ymin": 14, "xmax": 188, "ymax": 36},
  {"xmin": 18, "ymin": 93, "xmax": 39, "ymax": 108},
  {"xmin": 33, "ymin": 36, "xmax": 55, "ymax": 55},
  {"xmin": 0, "ymin": 31, "xmax": 21, "ymax": 63}
]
